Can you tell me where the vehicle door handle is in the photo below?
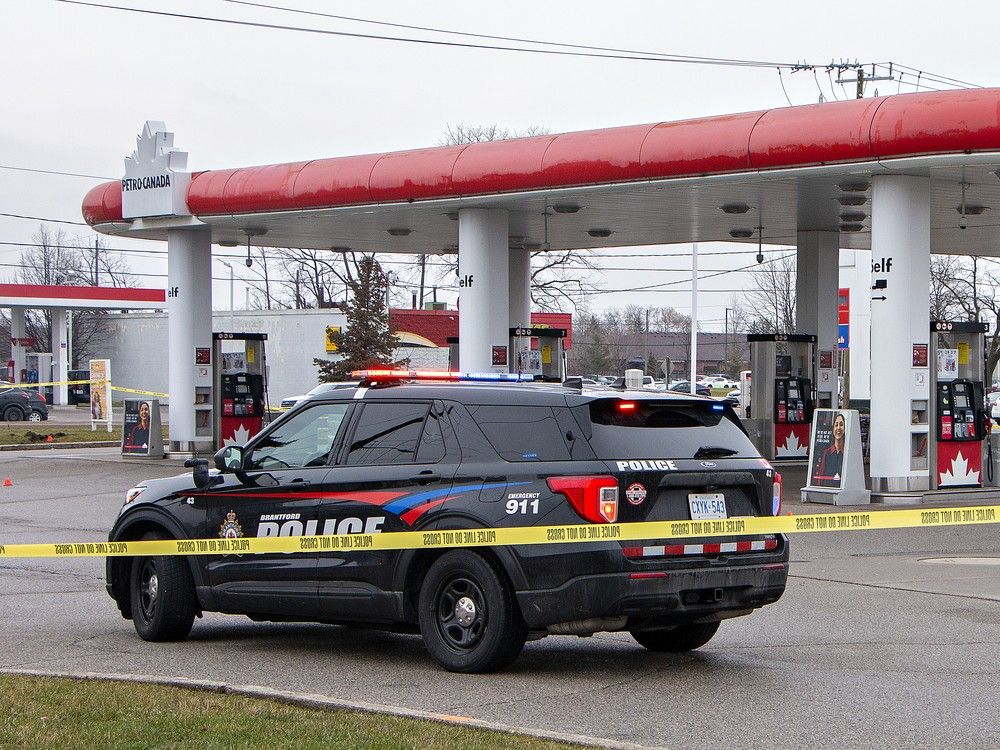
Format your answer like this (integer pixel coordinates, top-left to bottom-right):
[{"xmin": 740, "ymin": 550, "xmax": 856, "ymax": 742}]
[
  {"xmin": 410, "ymin": 471, "xmax": 441, "ymax": 485},
  {"xmin": 289, "ymin": 478, "xmax": 312, "ymax": 488}
]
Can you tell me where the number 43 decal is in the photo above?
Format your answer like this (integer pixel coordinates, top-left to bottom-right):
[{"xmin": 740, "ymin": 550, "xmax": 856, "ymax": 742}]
[{"xmin": 505, "ymin": 497, "xmax": 539, "ymax": 515}]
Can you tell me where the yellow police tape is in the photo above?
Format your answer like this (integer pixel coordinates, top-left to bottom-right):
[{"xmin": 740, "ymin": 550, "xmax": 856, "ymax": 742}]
[
  {"xmin": 109, "ymin": 386, "xmax": 169, "ymax": 398},
  {"xmin": 5, "ymin": 380, "xmax": 168, "ymax": 398},
  {"xmin": 0, "ymin": 505, "xmax": 996, "ymax": 559}
]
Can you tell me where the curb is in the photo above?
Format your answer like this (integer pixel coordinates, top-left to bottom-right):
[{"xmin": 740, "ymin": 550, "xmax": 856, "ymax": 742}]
[
  {"xmin": 0, "ymin": 668, "xmax": 661, "ymax": 750},
  {"xmin": 0, "ymin": 441, "xmax": 119, "ymax": 451}
]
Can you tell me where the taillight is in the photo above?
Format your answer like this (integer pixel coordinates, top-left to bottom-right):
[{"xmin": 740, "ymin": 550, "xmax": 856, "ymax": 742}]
[
  {"xmin": 772, "ymin": 472, "xmax": 782, "ymax": 516},
  {"xmin": 546, "ymin": 475, "xmax": 618, "ymax": 523}
]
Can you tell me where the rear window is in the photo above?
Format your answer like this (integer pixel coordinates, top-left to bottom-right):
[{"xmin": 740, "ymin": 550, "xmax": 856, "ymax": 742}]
[
  {"xmin": 468, "ymin": 405, "xmax": 573, "ymax": 462},
  {"xmin": 583, "ymin": 399, "xmax": 759, "ymax": 459}
]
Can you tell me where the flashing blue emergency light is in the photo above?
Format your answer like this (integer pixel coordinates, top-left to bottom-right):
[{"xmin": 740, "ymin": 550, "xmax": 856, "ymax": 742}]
[
  {"xmin": 351, "ymin": 369, "xmax": 535, "ymax": 383},
  {"xmin": 711, "ymin": 403, "xmax": 725, "ymax": 411}
]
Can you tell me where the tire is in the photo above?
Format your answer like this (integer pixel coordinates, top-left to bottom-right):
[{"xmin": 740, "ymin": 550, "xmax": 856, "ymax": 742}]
[
  {"xmin": 129, "ymin": 532, "xmax": 197, "ymax": 642},
  {"xmin": 418, "ymin": 550, "xmax": 526, "ymax": 673},
  {"xmin": 2, "ymin": 405, "xmax": 23, "ymax": 422},
  {"xmin": 27, "ymin": 410, "xmax": 43, "ymax": 423},
  {"xmin": 631, "ymin": 621, "xmax": 720, "ymax": 653}
]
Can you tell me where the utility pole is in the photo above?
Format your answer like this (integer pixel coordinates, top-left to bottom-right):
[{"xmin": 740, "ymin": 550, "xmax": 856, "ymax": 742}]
[
  {"xmin": 418, "ymin": 255, "xmax": 427, "ymax": 309},
  {"xmin": 835, "ymin": 63, "xmax": 894, "ymax": 99},
  {"xmin": 644, "ymin": 307, "xmax": 650, "ymax": 375},
  {"xmin": 94, "ymin": 238, "xmax": 100, "ymax": 286}
]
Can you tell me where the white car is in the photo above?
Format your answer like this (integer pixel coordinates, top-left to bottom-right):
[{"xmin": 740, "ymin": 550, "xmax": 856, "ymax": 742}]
[
  {"xmin": 279, "ymin": 381, "xmax": 359, "ymax": 409},
  {"xmin": 700, "ymin": 375, "xmax": 735, "ymax": 390},
  {"xmin": 988, "ymin": 391, "xmax": 1000, "ymax": 423}
]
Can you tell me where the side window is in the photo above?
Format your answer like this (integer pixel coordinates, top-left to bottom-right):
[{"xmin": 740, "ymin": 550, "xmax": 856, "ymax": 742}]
[
  {"xmin": 246, "ymin": 403, "xmax": 349, "ymax": 470},
  {"xmin": 415, "ymin": 410, "xmax": 446, "ymax": 463},
  {"xmin": 468, "ymin": 405, "xmax": 573, "ymax": 462},
  {"xmin": 346, "ymin": 402, "xmax": 430, "ymax": 466}
]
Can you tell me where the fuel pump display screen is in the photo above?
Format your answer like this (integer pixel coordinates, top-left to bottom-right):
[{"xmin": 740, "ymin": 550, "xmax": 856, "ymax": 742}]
[{"xmin": 954, "ymin": 394, "xmax": 969, "ymax": 409}]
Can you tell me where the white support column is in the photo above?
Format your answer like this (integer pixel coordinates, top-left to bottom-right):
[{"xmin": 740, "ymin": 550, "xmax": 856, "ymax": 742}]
[
  {"xmin": 869, "ymin": 175, "xmax": 931, "ymax": 492},
  {"xmin": 52, "ymin": 308, "xmax": 69, "ymax": 405},
  {"xmin": 10, "ymin": 306, "xmax": 26, "ymax": 382},
  {"xmin": 167, "ymin": 227, "xmax": 213, "ymax": 453},
  {"xmin": 796, "ymin": 230, "xmax": 840, "ymax": 407},
  {"xmin": 508, "ymin": 248, "xmax": 531, "ymax": 328},
  {"xmin": 458, "ymin": 209, "xmax": 509, "ymax": 372}
]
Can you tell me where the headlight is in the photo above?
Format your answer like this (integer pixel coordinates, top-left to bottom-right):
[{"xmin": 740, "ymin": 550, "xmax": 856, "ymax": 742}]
[{"xmin": 124, "ymin": 486, "xmax": 146, "ymax": 505}]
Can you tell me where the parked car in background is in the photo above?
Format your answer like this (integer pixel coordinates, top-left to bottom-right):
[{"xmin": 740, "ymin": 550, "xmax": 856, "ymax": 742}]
[
  {"xmin": 0, "ymin": 383, "xmax": 48, "ymax": 421},
  {"xmin": 608, "ymin": 375, "xmax": 657, "ymax": 389},
  {"xmin": 668, "ymin": 381, "xmax": 712, "ymax": 397},
  {"xmin": 279, "ymin": 381, "xmax": 359, "ymax": 410},
  {"xmin": 988, "ymin": 390, "xmax": 1000, "ymax": 424},
  {"xmin": 68, "ymin": 369, "xmax": 91, "ymax": 405},
  {"xmin": 700, "ymin": 375, "xmax": 735, "ymax": 390}
]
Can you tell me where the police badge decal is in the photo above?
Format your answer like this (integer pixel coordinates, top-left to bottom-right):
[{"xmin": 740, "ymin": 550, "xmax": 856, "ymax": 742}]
[{"xmin": 219, "ymin": 510, "xmax": 244, "ymax": 539}]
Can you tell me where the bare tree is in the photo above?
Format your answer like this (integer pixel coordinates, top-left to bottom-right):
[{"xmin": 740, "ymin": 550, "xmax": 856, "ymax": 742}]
[
  {"xmin": 739, "ymin": 255, "xmax": 797, "ymax": 333},
  {"xmin": 929, "ymin": 255, "xmax": 1000, "ymax": 380},
  {"xmin": 9, "ymin": 227, "xmax": 133, "ymax": 366}
]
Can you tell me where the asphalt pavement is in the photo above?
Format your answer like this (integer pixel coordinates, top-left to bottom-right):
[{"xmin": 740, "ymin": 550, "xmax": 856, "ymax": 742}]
[{"xmin": 1, "ymin": 448, "xmax": 999, "ymax": 749}]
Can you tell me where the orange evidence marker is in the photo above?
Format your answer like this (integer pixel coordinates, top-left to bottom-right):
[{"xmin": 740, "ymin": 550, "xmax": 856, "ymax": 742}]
[{"xmin": 2, "ymin": 477, "xmax": 12, "ymax": 487}]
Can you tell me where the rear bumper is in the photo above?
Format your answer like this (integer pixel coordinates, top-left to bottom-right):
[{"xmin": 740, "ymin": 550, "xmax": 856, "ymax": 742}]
[{"xmin": 516, "ymin": 558, "xmax": 789, "ymax": 630}]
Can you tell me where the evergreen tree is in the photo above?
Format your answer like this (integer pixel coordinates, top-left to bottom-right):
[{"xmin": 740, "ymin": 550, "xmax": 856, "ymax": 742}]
[{"xmin": 313, "ymin": 257, "xmax": 400, "ymax": 382}]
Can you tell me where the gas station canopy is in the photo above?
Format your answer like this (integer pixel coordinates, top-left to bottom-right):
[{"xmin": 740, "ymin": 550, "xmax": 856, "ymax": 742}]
[
  {"xmin": 84, "ymin": 88, "xmax": 1000, "ymax": 256},
  {"xmin": 0, "ymin": 284, "xmax": 166, "ymax": 310}
]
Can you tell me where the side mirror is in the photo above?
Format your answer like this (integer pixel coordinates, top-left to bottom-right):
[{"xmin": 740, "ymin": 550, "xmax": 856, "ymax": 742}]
[
  {"xmin": 183, "ymin": 458, "xmax": 213, "ymax": 489},
  {"xmin": 214, "ymin": 445, "xmax": 244, "ymax": 472}
]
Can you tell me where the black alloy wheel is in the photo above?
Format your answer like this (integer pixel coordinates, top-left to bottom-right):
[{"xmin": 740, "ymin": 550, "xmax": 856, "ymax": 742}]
[
  {"xmin": 630, "ymin": 620, "xmax": 720, "ymax": 652},
  {"xmin": 418, "ymin": 550, "xmax": 526, "ymax": 673},
  {"xmin": 128, "ymin": 532, "xmax": 197, "ymax": 641}
]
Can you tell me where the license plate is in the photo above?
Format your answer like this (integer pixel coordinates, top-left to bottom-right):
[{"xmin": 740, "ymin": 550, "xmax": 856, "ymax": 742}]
[{"xmin": 688, "ymin": 493, "xmax": 727, "ymax": 520}]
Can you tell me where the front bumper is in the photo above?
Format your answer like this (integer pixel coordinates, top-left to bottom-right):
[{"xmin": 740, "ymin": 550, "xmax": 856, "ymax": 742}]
[{"xmin": 516, "ymin": 559, "xmax": 789, "ymax": 630}]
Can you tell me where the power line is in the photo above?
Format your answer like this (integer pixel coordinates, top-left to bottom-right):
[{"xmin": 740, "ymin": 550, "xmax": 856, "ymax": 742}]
[
  {"xmin": 0, "ymin": 164, "xmax": 114, "ymax": 181},
  {"xmin": 216, "ymin": 0, "xmax": 793, "ymax": 68},
  {"xmin": 0, "ymin": 212, "xmax": 87, "ymax": 226},
  {"xmin": 56, "ymin": 0, "xmax": 807, "ymax": 68}
]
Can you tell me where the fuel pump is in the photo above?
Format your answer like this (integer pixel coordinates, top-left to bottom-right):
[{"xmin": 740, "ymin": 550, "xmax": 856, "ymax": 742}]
[
  {"xmin": 929, "ymin": 321, "xmax": 989, "ymax": 489},
  {"xmin": 746, "ymin": 334, "xmax": 817, "ymax": 460},
  {"xmin": 509, "ymin": 326, "xmax": 567, "ymax": 382},
  {"xmin": 213, "ymin": 332, "xmax": 269, "ymax": 449}
]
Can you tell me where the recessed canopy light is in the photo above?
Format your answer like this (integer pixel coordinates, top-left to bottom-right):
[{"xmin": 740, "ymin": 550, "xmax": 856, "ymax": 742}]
[
  {"xmin": 840, "ymin": 223, "xmax": 865, "ymax": 232},
  {"xmin": 958, "ymin": 205, "xmax": 990, "ymax": 216},
  {"xmin": 838, "ymin": 195, "xmax": 866, "ymax": 206},
  {"xmin": 729, "ymin": 228, "xmax": 754, "ymax": 239},
  {"xmin": 840, "ymin": 211, "xmax": 867, "ymax": 223},
  {"xmin": 330, "ymin": 246, "xmax": 351, "ymax": 253},
  {"xmin": 553, "ymin": 204, "xmax": 581, "ymax": 214},
  {"xmin": 838, "ymin": 181, "xmax": 870, "ymax": 192},
  {"xmin": 720, "ymin": 203, "xmax": 751, "ymax": 214},
  {"xmin": 587, "ymin": 228, "xmax": 612, "ymax": 238},
  {"xmin": 443, "ymin": 212, "xmax": 459, "ymax": 221},
  {"xmin": 217, "ymin": 240, "xmax": 239, "ymax": 247},
  {"xmin": 387, "ymin": 228, "xmax": 412, "ymax": 237}
]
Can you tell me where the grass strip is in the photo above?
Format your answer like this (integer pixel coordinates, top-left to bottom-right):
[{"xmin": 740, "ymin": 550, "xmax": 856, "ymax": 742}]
[{"xmin": 0, "ymin": 675, "xmax": 588, "ymax": 750}]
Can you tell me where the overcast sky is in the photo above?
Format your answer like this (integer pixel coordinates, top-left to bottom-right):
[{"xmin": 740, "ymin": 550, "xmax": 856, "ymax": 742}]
[{"xmin": 2, "ymin": 0, "xmax": 996, "ymax": 328}]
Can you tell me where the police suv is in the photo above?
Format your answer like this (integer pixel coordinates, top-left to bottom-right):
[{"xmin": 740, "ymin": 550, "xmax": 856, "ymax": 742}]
[{"xmin": 107, "ymin": 371, "xmax": 788, "ymax": 673}]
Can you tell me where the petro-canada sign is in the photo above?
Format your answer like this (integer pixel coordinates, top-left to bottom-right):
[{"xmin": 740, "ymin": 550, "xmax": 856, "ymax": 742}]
[{"xmin": 121, "ymin": 121, "xmax": 192, "ymax": 219}]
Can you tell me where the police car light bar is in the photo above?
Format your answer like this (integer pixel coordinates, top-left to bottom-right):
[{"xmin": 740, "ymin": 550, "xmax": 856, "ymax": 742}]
[{"xmin": 351, "ymin": 369, "xmax": 535, "ymax": 383}]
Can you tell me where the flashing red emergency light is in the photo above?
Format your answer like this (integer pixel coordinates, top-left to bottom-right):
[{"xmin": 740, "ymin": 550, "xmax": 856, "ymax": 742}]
[
  {"xmin": 617, "ymin": 401, "xmax": 637, "ymax": 412},
  {"xmin": 351, "ymin": 369, "xmax": 535, "ymax": 383}
]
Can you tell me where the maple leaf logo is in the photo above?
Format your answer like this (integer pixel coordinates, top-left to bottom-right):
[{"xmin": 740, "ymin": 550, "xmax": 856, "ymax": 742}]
[
  {"xmin": 125, "ymin": 121, "xmax": 188, "ymax": 174},
  {"xmin": 224, "ymin": 424, "xmax": 252, "ymax": 447},
  {"xmin": 938, "ymin": 450, "xmax": 981, "ymax": 487},
  {"xmin": 776, "ymin": 430, "xmax": 806, "ymax": 457}
]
